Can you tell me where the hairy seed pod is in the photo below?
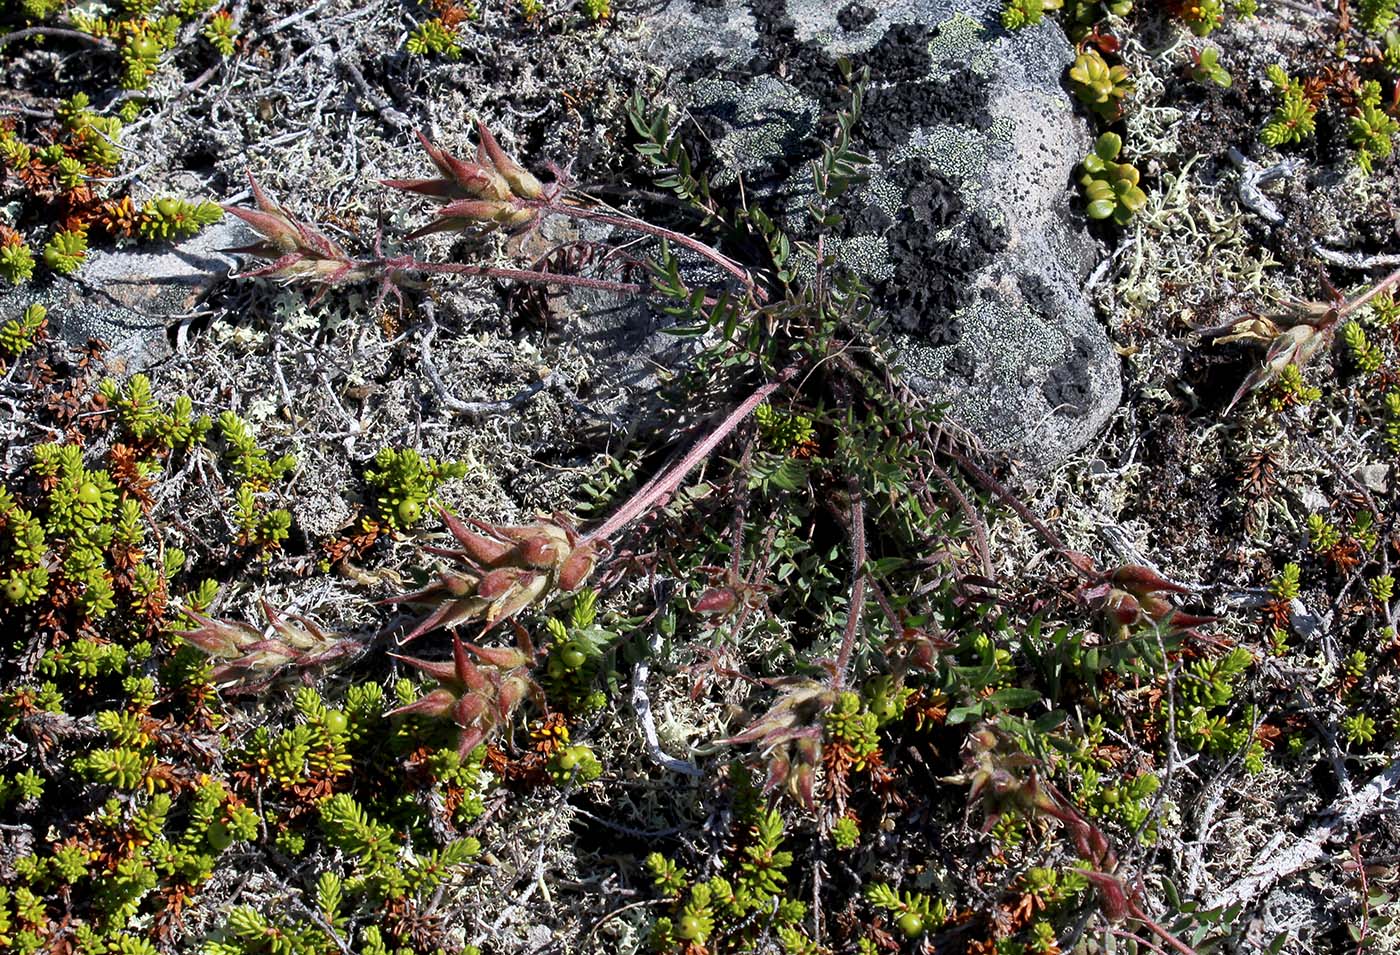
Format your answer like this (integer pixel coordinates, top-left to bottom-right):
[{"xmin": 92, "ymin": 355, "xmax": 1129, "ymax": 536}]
[
  {"xmin": 695, "ymin": 587, "xmax": 738, "ymax": 615},
  {"xmin": 475, "ymin": 120, "xmax": 544, "ymax": 200},
  {"xmin": 516, "ymin": 534, "xmax": 562, "ymax": 569},
  {"xmin": 477, "ymin": 567, "xmax": 529, "ymax": 601},
  {"xmin": 557, "ymin": 543, "xmax": 597, "ymax": 593}
]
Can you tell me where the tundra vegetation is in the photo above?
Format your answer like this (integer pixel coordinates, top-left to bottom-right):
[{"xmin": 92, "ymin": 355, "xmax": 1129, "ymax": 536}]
[{"xmin": 0, "ymin": 0, "xmax": 1398, "ymax": 953}]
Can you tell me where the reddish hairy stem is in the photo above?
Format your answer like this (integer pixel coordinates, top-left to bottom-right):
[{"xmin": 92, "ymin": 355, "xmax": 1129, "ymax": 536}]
[
  {"xmin": 1340, "ymin": 264, "xmax": 1400, "ymax": 317},
  {"xmin": 833, "ymin": 477, "xmax": 867, "ymax": 689},
  {"xmin": 729, "ymin": 437, "xmax": 756, "ymax": 579},
  {"xmin": 942, "ymin": 445, "xmax": 1085, "ymax": 576},
  {"xmin": 524, "ymin": 197, "xmax": 764, "ymax": 299},
  {"xmin": 587, "ymin": 365, "xmax": 800, "ymax": 543},
  {"xmin": 928, "ymin": 458, "xmax": 993, "ymax": 578},
  {"xmin": 868, "ymin": 580, "xmax": 905, "ymax": 635},
  {"xmin": 1351, "ymin": 840, "xmax": 1373, "ymax": 955},
  {"xmin": 1108, "ymin": 928, "xmax": 1171, "ymax": 955},
  {"xmin": 402, "ymin": 259, "xmax": 643, "ymax": 295},
  {"xmin": 1126, "ymin": 904, "xmax": 1200, "ymax": 955}
]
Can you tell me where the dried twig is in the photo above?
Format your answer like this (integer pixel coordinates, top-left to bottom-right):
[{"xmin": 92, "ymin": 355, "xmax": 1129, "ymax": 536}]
[
  {"xmin": 0, "ymin": 26, "xmax": 114, "ymax": 50},
  {"xmin": 631, "ymin": 583, "xmax": 703, "ymax": 777},
  {"xmin": 1205, "ymin": 756, "xmax": 1400, "ymax": 910}
]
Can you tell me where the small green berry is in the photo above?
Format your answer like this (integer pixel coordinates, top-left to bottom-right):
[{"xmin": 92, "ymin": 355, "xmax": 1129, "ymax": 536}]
[
  {"xmin": 559, "ymin": 643, "xmax": 587, "ymax": 670},
  {"xmin": 131, "ymin": 36, "xmax": 162, "ymax": 60},
  {"xmin": 897, "ymin": 912, "xmax": 924, "ymax": 938},
  {"xmin": 206, "ymin": 822, "xmax": 233, "ymax": 851},
  {"xmin": 678, "ymin": 914, "xmax": 705, "ymax": 940},
  {"xmin": 77, "ymin": 482, "xmax": 102, "ymax": 506},
  {"xmin": 323, "ymin": 710, "xmax": 348, "ymax": 734},
  {"xmin": 397, "ymin": 499, "xmax": 422, "ymax": 525},
  {"xmin": 4, "ymin": 579, "xmax": 27, "ymax": 603}
]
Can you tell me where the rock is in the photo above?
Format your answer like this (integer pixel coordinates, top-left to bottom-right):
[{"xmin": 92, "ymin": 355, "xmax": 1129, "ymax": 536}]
[
  {"xmin": 0, "ymin": 219, "xmax": 242, "ymax": 375},
  {"xmin": 1354, "ymin": 463, "xmax": 1389, "ymax": 494},
  {"xmin": 10, "ymin": 0, "xmax": 1122, "ymax": 473},
  {"xmin": 636, "ymin": 0, "xmax": 1121, "ymax": 469}
]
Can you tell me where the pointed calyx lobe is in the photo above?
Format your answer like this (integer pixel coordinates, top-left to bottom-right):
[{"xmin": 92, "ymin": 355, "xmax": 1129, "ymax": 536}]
[
  {"xmin": 220, "ymin": 173, "xmax": 369, "ymax": 299},
  {"xmin": 382, "ymin": 122, "xmax": 546, "ymax": 238},
  {"xmin": 386, "ymin": 510, "xmax": 600, "ymax": 644},
  {"xmin": 389, "ymin": 632, "xmax": 539, "ymax": 756}
]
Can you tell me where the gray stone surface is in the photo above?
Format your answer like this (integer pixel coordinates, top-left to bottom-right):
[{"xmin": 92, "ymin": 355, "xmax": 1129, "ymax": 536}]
[
  {"xmin": 639, "ymin": 0, "xmax": 1122, "ymax": 469},
  {"xmin": 0, "ymin": 219, "xmax": 242, "ymax": 374}
]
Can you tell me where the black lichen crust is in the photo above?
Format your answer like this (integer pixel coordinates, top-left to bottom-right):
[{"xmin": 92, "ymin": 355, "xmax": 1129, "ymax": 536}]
[
  {"xmin": 877, "ymin": 161, "xmax": 1008, "ymax": 342},
  {"xmin": 678, "ymin": 0, "xmax": 1004, "ymax": 346}
]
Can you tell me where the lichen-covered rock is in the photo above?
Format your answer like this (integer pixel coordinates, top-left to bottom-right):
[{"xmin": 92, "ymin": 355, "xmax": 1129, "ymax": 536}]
[{"xmin": 638, "ymin": 0, "xmax": 1121, "ymax": 469}]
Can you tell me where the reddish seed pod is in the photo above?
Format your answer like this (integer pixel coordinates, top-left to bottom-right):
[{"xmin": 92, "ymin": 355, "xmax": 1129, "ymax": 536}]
[
  {"xmin": 516, "ymin": 534, "xmax": 562, "ymax": 569},
  {"xmin": 440, "ymin": 509, "xmax": 514, "ymax": 567},
  {"xmin": 438, "ymin": 198, "xmax": 513, "ymax": 221},
  {"xmin": 451, "ymin": 693, "xmax": 489, "ymax": 728},
  {"xmin": 557, "ymin": 543, "xmax": 597, "ymax": 593},
  {"xmin": 483, "ymin": 572, "xmax": 549, "ymax": 627},
  {"xmin": 476, "ymin": 567, "xmax": 527, "ymax": 600},
  {"xmin": 1166, "ymin": 609, "xmax": 1217, "ymax": 628},
  {"xmin": 1137, "ymin": 593, "xmax": 1174, "ymax": 621},
  {"xmin": 177, "ymin": 610, "xmax": 259, "ymax": 657},
  {"xmin": 1110, "ymin": 563, "xmax": 1190, "ymax": 596},
  {"xmin": 908, "ymin": 640, "xmax": 933, "ymax": 670},
  {"xmin": 456, "ymin": 726, "xmax": 487, "ymax": 758},
  {"xmin": 386, "ymin": 687, "xmax": 457, "ymax": 719},
  {"xmin": 695, "ymin": 587, "xmax": 738, "ymax": 615},
  {"xmin": 496, "ymin": 676, "xmax": 528, "ymax": 718},
  {"xmin": 378, "ymin": 176, "xmax": 455, "ymax": 198},
  {"xmin": 1102, "ymin": 589, "xmax": 1142, "ymax": 628},
  {"xmin": 464, "ymin": 642, "xmax": 530, "ymax": 669},
  {"xmin": 1083, "ymin": 871, "xmax": 1132, "ymax": 923},
  {"xmin": 456, "ymin": 657, "xmax": 489, "ymax": 693},
  {"xmin": 763, "ymin": 752, "xmax": 791, "ymax": 793},
  {"xmin": 789, "ymin": 763, "xmax": 816, "ymax": 812},
  {"xmin": 437, "ymin": 569, "xmax": 478, "ymax": 596},
  {"xmin": 474, "ymin": 120, "xmax": 544, "ymax": 200}
]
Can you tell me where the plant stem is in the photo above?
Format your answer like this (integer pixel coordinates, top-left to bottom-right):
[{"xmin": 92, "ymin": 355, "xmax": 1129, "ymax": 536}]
[
  {"xmin": 928, "ymin": 458, "xmax": 993, "ymax": 578},
  {"xmin": 0, "ymin": 26, "xmax": 114, "ymax": 50},
  {"xmin": 941, "ymin": 445, "xmax": 1085, "ymax": 576},
  {"xmin": 833, "ymin": 476, "xmax": 867, "ymax": 689},
  {"xmin": 1341, "ymin": 263, "xmax": 1400, "ymax": 317},
  {"xmin": 587, "ymin": 365, "xmax": 799, "ymax": 543},
  {"xmin": 1108, "ymin": 927, "xmax": 1170, "ymax": 955},
  {"xmin": 403, "ymin": 259, "xmax": 643, "ymax": 295},
  {"xmin": 1126, "ymin": 904, "xmax": 1200, "ymax": 955},
  {"xmin": 526, "ymin": 197, "xmax": 762, "ymax": 297}
]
